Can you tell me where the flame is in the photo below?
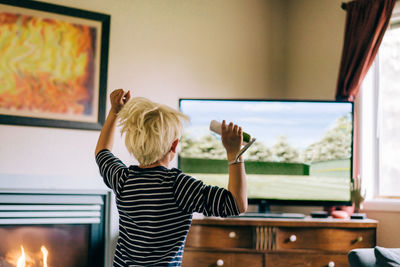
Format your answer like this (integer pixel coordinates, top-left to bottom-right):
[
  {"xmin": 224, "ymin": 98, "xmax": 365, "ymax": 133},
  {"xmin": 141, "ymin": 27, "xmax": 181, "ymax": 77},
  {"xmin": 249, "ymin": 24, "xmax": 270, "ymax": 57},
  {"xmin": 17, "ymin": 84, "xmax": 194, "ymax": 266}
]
[
  {"xmin": 11, "ymin": 245, "xmax": 49, "ymax": 267},
  {"xmin": 41, "ymin": 246, "xmax": 48, "ymax": 267},
  {"xmin": 16, "ymin": 246, "xmax": 25, "ymax": 267},
  {"xmin": 0, "ymin": 12, "xmax": 95, "ymax": 115}
]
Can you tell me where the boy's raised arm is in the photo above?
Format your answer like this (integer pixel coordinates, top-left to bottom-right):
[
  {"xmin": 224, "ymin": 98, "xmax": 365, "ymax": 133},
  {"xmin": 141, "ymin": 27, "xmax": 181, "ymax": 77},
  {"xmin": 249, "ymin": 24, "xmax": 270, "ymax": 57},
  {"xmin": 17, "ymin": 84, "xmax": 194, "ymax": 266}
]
[
  {"xmin": 95, "ymin": 89, "xmax": 130, "ymax": 156},
  {"xmin": 221, "ymin": 120, "xmax": 248, "ymax": 213}
]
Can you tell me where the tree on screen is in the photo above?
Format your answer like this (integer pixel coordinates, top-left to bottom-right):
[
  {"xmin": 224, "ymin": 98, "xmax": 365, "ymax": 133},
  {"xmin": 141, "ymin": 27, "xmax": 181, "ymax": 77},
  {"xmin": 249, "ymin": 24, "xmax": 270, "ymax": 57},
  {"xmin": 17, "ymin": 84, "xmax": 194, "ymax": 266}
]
[{"xmin": 303, "ymin": 115, "xmax": 352, "ymax": 162}]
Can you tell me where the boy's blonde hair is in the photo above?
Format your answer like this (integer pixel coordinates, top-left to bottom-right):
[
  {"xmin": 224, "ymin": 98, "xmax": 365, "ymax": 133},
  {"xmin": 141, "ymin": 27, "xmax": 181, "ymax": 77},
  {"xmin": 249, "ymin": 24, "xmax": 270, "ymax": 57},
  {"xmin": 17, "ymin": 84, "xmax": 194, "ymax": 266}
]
[{"xmin": 118, "ymin": 97, "xmax": 189, "ymax": 166}]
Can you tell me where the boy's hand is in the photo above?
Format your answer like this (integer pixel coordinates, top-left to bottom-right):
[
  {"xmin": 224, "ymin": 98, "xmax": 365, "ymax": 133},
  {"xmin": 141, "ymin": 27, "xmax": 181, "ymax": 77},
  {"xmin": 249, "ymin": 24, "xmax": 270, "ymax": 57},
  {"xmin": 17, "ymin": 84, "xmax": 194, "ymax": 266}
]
[
  {"xmin": 221, "ymin": 120, "xmax": 243, "ymax": 162},
  {"xmin": 110, "ymin": 89, "xmax": 131, "ymax": 114},
  {"xmin": 95, "ymin": 89, "xmax": 130, "ymax": 156}
]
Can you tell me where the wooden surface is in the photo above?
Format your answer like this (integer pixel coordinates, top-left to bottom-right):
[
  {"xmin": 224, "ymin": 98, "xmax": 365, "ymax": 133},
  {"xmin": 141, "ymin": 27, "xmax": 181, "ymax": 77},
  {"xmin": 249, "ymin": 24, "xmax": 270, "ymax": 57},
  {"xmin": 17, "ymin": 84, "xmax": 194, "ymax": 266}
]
[
  {"xmin": 276, "ymin": 227, "xmax": 376, "ymax": 251},
  {"xmin": 265, "ymin": 251, "xmax": 348, "ymax": 267},
  {"xmin": 186, "ymin": 225, "xmax": 254, "ymax": 249},
  {"xmin": 183, "ymin": 217, "xmax": 378, "ymax": 267},
  {"xmin": 191, "ymin": 216, "xmax": 378, "ymax": 228},
  {"xmin": 182, "ymin": 251, "xmax": 264, "ymax": 267}
]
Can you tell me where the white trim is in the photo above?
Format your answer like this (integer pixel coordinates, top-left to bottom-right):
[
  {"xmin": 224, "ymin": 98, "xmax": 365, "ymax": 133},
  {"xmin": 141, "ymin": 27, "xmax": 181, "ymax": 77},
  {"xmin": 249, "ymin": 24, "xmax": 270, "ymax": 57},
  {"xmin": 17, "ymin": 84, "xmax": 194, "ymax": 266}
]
[
  {"xmin": 363, "ymin": 199, "xmax": 400, "ymax": 212},
  {"xmin": 0, "ymin": 204, "xmax": 101, "ymax": 211},
  {"xmin": 0, "ymin": 211, "xmax": 101, "ymax": 218},
  {"xmin": 0, "ymin": 217, "xmax": 101, "ymax": 225},
  {"xmin": 359, "ymin": 61, "xmax": 380, "ymax": 199}
]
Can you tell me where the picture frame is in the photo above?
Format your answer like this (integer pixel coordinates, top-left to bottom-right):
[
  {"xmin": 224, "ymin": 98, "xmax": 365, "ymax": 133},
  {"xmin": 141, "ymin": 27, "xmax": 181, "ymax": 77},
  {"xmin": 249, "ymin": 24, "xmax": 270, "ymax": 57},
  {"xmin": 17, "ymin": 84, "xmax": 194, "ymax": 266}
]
[{"xmin": 0, "ymin": 0, "xmax": 110, "ymax": 130}]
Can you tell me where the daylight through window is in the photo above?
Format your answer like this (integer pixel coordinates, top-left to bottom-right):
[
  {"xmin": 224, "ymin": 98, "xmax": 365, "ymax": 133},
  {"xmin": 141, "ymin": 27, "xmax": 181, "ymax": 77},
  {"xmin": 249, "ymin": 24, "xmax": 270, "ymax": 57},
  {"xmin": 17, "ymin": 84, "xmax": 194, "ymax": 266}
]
[{"xmin": 376, "ymin": 21, "xmax": 400, "ymax": 197}]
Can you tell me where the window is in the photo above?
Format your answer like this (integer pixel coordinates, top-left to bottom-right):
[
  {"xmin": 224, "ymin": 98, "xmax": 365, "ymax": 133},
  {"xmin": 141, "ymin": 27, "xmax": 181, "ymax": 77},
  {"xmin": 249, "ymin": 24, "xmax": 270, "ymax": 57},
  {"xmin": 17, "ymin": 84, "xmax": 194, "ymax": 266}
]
[{"xmin": 361, "ymin": 13, "xmax": 400, "ymax": 199}]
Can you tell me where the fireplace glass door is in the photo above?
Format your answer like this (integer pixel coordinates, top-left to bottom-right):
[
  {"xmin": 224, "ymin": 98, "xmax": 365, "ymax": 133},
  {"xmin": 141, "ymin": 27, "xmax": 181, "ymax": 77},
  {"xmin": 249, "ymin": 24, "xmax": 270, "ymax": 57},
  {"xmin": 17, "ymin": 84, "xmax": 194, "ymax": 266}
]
[{"xmin": 0, "ymin": 225, "xmax": 89, "ymax": 267}]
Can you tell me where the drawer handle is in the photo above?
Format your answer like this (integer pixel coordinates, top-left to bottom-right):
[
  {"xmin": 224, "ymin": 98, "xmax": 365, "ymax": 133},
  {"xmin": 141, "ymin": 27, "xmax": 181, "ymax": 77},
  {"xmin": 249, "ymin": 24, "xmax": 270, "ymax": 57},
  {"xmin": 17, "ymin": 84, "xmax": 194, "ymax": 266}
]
[
  {"xmin": 289, "ymin": 234, "xmax": 297, "ymax": 242},
  {"xmin": 352, "ymin": 236, "xmax": 364, "ymax": 244},
  {"xmin": 228, "ymin": 231, "xmax": 237, "ymax": 238},
  {"xmin": 328, "ymin": 261, "xmax": 335, "ymax": 267},
  {"xmin": 217, "ymin": 259, "xmax": 224, "ymax": 266}
]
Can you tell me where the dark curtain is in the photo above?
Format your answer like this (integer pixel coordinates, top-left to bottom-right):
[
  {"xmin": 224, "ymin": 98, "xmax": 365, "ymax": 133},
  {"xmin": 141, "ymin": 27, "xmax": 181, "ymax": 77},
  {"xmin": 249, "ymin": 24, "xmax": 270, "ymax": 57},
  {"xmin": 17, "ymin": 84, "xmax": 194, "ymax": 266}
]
[{"xmin": 335, "ymin": 0, "xmax": 395, "ymax": 101}]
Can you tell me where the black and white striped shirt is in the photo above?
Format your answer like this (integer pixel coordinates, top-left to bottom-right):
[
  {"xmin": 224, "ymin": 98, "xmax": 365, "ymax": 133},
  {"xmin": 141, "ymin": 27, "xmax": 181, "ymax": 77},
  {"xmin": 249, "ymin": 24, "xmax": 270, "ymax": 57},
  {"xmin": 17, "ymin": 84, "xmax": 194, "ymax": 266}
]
[{"xmin": 96, "ymin": 149, "xmax": 240, "ymax": 267}]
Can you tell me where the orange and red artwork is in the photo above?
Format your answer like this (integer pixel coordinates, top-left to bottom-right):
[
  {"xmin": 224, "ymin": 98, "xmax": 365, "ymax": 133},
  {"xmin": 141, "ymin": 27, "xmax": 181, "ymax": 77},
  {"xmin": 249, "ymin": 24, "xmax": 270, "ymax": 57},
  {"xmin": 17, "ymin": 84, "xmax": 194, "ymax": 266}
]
[{"xmin": 0, "ymin": 1, "xmax": 109, "ymax": 130}]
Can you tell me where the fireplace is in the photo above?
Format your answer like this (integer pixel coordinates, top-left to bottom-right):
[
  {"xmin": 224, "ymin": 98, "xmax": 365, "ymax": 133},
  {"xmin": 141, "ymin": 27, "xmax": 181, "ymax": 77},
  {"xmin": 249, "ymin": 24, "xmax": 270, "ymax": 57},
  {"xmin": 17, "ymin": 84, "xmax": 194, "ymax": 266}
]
[{"xmin": 0, "ymin": 190, "xmax": 109, "ymax": 267}]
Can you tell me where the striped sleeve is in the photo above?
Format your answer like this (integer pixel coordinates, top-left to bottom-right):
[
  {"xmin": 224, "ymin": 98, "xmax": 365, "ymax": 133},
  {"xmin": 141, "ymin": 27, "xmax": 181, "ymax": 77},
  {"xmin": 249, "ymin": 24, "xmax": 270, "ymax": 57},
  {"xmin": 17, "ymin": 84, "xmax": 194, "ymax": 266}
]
[
  {"xmin": 172, "ymin": 171, "xmax": 240, "ymax": 217},
  {"xmin": 95, "ymin": 149, "xmax": 128, "ymax": 195}
]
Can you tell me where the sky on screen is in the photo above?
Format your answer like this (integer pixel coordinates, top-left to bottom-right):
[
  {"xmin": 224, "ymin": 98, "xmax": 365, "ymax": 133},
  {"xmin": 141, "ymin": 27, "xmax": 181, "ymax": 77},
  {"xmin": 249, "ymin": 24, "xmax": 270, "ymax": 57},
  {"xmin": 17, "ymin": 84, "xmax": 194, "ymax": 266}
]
[{"xmin": 180, "ymin": 100, "xmax": 352, "ymax": 150}]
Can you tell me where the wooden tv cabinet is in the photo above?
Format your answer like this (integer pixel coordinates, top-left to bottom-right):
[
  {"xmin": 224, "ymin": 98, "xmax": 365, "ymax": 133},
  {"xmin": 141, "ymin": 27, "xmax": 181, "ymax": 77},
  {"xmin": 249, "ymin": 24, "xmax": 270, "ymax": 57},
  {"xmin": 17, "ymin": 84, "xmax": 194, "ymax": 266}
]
[{"xmin": 182, "ymin": 217, "xmax": 377, "ymax": 267}]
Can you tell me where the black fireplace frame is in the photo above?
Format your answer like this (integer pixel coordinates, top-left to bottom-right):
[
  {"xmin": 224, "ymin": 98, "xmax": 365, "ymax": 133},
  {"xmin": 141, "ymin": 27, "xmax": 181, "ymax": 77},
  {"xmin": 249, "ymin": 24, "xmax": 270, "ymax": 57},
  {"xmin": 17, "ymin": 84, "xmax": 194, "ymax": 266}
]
[{"xmin": 0, "ymin": 190, "xmax": 110, "ymax": 267}]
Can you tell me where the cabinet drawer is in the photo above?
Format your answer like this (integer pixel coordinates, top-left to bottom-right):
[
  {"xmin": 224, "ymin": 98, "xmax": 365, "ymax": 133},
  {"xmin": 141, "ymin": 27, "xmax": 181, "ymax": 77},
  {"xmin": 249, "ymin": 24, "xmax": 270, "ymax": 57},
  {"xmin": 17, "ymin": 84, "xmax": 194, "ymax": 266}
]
[
  {"xmin": 186, "ymin": 225, "xmax": 253, "ymax": 249},
  {"xmin": 266, "ymin": 252, "xmax": 348, "ymax": 267},
  {"xmin": 276, "ymin": 227, "xmax": 375, "ymax": 251},
  {"xmin": 182, "ymin": 251, "xmax": 232, "ymax": 267},
  {"xmin": 182, "ymin": 251, "xmax": 263, "ymax": 267}
]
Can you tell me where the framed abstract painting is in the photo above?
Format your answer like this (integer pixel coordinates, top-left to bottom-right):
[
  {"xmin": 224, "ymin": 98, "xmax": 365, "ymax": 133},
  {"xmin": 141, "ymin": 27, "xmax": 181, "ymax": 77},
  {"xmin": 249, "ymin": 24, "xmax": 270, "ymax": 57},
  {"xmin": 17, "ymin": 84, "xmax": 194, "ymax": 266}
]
[{"xmin": 0, "ymin": 0, "xmax": 110, "ymax": 130}]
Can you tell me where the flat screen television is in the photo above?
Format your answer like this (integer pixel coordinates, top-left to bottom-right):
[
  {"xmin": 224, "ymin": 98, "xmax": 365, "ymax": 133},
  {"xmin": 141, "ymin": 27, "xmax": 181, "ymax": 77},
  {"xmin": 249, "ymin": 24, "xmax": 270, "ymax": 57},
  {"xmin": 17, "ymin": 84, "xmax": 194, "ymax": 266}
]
[{"xmin": 178, "ymin": 99, "xmax": 354, "ymax": 214}]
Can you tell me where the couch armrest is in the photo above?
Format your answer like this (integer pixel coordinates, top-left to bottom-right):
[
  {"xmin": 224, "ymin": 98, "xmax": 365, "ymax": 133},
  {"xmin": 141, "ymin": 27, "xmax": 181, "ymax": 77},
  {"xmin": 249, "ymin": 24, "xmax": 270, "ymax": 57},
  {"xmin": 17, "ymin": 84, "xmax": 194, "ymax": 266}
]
[{"xmin": 348, "ymin": 248, "xmax": 377, "ymax": 267}]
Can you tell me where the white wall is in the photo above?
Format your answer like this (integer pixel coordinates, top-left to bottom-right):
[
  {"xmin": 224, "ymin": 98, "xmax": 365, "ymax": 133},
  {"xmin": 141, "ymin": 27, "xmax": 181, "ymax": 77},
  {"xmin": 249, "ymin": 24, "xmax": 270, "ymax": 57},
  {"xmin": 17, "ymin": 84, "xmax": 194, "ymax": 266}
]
[{"xmin": 285, "ymin": 0, "xmax": 345, "ymax": 99}]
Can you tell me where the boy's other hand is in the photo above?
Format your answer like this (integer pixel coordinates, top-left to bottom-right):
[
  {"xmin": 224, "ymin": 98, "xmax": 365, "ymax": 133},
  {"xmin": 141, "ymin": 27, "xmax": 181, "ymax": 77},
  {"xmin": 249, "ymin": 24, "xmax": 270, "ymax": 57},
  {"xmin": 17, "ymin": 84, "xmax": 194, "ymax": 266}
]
[
  {"xmin": 110, "ymin": 89, "xmax": 131, "ymax": 114},
  {"xmin": 221, "ymin": 120, "xmax": 243, "ymax": 161}
]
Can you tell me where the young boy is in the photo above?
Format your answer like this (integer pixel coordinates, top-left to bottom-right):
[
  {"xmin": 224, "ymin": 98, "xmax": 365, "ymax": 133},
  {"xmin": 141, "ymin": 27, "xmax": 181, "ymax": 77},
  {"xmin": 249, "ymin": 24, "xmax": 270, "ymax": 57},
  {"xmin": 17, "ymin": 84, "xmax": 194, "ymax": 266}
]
[{"xmin": 95, "ymin": 89, "xmax": 247, "ymax": 267}]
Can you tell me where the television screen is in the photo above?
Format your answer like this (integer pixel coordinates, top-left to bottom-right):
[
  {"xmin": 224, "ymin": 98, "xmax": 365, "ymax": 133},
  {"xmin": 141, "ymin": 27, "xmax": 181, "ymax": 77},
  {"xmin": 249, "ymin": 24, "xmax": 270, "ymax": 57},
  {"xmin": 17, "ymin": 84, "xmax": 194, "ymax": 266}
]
[{"xmin": 178, "ymin": 99, "xmax": 353, "ymax": 205}]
